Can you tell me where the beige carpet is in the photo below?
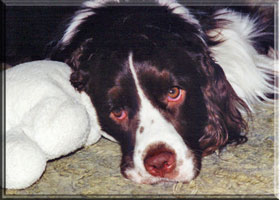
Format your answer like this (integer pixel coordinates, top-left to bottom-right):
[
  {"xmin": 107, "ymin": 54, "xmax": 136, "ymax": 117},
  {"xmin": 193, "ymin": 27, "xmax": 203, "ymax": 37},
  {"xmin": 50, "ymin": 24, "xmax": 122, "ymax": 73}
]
[{"xmin": 4, "ymin": 102, "xmax": 278, "ymax": 198}]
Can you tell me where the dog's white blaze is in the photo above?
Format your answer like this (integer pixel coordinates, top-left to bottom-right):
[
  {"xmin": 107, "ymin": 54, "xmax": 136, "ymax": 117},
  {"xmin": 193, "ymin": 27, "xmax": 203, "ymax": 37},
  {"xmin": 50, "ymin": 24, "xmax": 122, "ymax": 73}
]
[
  {"xmin": 126, "ymin": 53, "xmax": 195, "ymax": 183},
  {"xmin": 208, "ymin": 9, "xmax": 278, "ymax": 111}
]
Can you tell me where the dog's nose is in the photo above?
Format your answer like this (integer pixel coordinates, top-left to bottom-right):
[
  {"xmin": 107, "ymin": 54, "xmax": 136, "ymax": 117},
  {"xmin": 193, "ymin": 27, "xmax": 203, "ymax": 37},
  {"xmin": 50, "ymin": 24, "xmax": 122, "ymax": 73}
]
[{"xmin": 144, "ymin": 149, "xmax": 176, "ymax": 177}]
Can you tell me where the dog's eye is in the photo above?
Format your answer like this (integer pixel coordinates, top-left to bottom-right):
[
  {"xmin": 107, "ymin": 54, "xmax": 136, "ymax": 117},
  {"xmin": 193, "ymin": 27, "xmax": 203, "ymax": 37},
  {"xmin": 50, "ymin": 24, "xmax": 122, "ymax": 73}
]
[
  {"xmin": 111, "ymin": 108, "xmax": 127, "ymax": 121},
  {"xmin": 167, "ymin": 87, "xmax": 181, "ymax": 101}
]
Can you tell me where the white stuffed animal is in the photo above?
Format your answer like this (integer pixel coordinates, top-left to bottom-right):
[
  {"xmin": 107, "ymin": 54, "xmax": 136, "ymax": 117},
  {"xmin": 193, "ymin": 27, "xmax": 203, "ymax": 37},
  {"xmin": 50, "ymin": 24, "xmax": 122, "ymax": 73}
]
[{"xmin": 5, "ymin": 60, "xmax": 113, "ymax": 189}]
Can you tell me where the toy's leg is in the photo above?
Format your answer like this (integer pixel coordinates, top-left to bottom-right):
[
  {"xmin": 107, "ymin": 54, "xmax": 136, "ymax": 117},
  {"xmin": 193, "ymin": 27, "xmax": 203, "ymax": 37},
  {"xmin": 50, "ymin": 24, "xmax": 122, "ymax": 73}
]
[
  {"xmin": 6, "ymin": 128, "xmax": 47, "ymax": 189},
  {"xmin": 23, "ymin": 98, "xmax": 92, "ymax": 159}
]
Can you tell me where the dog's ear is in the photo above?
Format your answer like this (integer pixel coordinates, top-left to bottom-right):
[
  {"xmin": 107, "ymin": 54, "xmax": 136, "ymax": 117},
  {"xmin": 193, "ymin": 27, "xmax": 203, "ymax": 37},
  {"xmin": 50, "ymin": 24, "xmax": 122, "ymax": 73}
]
[
  {"xmin": 49, "ymin": 38, "xmax": 93, "ymax": 92},
  {"xmin": 198, "ymin": 53, "xmax": 249, "ymax": 156}
]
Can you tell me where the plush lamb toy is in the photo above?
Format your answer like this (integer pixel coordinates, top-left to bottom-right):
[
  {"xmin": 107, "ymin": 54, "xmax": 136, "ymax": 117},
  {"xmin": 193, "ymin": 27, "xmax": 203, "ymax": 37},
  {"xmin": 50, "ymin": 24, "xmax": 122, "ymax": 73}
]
[{"xmin": 5, "ymin": 60, "xmax": 114, "ymax": 189}]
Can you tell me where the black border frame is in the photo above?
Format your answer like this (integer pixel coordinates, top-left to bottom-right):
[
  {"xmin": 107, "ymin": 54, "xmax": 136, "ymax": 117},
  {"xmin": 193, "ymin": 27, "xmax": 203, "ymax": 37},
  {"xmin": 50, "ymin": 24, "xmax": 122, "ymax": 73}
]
[{"xmin": 1, "ymin": 0, "xmax": 279, "ymax": 199}]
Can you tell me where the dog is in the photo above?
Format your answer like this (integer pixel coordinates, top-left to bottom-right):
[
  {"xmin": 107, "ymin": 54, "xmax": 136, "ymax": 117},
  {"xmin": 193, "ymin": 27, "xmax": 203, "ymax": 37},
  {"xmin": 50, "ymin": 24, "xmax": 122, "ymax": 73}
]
[{"xmin": 48, "ymin": 0, "xmax": 277, "ymax": 184}]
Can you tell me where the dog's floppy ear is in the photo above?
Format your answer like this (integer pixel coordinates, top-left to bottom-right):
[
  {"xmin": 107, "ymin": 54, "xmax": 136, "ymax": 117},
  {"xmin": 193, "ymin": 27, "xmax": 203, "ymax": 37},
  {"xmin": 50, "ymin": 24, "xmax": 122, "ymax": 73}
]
[
  {"xmin": 49, "ymin": 37, "xmax": 93, "ymax": 92},
  {"xmin": 198, "ymin": 53, "xmax": 249, "ymax": 156},
  {"xmin": 47, "ymin": 4, "xmax": 97, "ymax": 92}
]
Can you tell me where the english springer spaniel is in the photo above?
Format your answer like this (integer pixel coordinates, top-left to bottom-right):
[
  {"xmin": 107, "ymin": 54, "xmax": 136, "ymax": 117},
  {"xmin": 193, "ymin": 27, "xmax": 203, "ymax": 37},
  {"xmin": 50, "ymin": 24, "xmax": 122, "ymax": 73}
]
[{"xmin": 49, "ymin": 0, "xmax": 277, "ymax": 184}]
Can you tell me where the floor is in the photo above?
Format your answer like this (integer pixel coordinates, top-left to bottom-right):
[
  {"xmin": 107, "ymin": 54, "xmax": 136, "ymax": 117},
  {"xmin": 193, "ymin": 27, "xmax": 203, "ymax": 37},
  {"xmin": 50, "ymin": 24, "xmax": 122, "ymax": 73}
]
[{"xmin": 4, "ymin": 103, "xmax": 278, "ymax": 198}]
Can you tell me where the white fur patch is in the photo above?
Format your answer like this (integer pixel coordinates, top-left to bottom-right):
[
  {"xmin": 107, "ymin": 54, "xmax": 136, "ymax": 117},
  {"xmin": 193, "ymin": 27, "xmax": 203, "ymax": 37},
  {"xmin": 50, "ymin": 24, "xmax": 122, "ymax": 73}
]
[
  {"xmin": 61, "ymin": 8, "xmax": 95, "ymax": 45},
  {"xmin": 125, "ymin": 53, "xmax": 196, "ymax": 184},
  {"xmin": 83, "ymin": 0, "xmax": 119, "ymax": 9},
  {"xmin": 208, "ymin": 9, "xmax": 278, "ymax": 111},
  {"xmin": 61, "ymin": 0, "xmax": 200, "ymax": 45},
  {"xmin": 157, "ymin": 0, "xmax": 199, "ymax": 26},
  {"xmin": 61, "ymin": 0, "xmax": 119, "ymax": 45}
]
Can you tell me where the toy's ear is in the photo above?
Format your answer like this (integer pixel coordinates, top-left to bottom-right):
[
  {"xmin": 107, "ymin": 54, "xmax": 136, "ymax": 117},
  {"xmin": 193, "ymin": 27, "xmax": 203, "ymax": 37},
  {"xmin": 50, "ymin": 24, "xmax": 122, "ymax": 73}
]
[{"xmin": 198, "ymin": 53, "xmax": 249, "ymax": 156}]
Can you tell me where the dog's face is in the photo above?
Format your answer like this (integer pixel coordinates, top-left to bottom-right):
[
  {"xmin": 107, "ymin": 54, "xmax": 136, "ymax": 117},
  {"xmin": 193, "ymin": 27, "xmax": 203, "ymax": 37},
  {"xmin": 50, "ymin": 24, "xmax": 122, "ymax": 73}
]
[
  {"xmin": 50, "ymin": 3, "xmax": 248, "ymax": 184},
  {"xmin": 84, "ymin": 50, "xmax": 208, "ymax": 184}
]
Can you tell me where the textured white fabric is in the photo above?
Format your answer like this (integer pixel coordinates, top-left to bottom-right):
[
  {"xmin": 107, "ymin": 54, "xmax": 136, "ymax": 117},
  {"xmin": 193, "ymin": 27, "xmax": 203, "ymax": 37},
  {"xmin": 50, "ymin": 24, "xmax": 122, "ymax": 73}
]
[{"xmin": 5, "ymin": 60, "xmax": 104, "ymax": 189}]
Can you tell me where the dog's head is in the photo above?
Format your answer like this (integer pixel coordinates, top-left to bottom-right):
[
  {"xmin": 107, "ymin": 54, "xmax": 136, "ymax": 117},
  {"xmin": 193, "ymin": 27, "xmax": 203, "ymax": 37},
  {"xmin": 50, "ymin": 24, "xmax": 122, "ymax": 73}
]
[{"xmin": 50, "ymin": 1, "xmax": 249, "ymax": 184}]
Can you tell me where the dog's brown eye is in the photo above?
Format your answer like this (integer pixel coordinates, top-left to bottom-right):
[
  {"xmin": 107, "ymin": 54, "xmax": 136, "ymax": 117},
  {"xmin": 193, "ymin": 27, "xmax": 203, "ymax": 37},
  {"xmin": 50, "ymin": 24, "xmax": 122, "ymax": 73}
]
[
  {"xmin": 166, "ymin": 87, "xmax": 186, "ymax": 107},
  {"xmin": 111, "ymin": 108, "xmax": 127, "ymax": 121},
  {"xmin": 112, "ymin": 109, "xmax": 122, "ymax": 118},
  {"xmin": 168, "ymin": 87, "xmax": 181, "ymax": 101}
]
